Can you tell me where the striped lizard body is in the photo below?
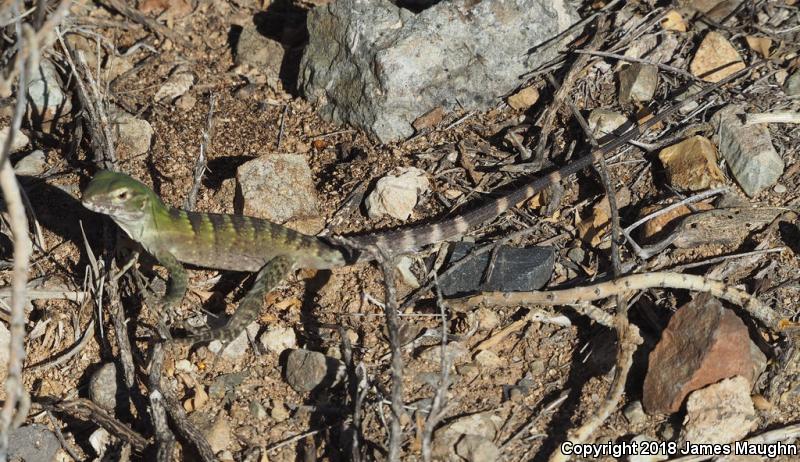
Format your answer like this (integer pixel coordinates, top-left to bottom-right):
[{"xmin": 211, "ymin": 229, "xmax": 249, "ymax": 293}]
[{"xmin": 81, "ymin": 69, "xmax": 750, "ymax": 344}]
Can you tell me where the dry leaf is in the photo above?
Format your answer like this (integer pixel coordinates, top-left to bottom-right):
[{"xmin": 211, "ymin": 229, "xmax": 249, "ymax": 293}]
[{"xmin": 745, "ymin": 35, "xmax": 772, "ymax": 58}]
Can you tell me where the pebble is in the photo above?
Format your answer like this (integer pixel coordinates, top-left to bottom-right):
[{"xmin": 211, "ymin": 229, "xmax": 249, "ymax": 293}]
[
  {"xmin": 473, "ymin": 350, "xmax": 504, "ymax": 369},
  {"xmin": 365, "ymin": 167, "xmax": 430, "ymax": 221},
  {"xmin": 7, "ymin": 425, "xmax": 60, "ymax": 462},
  {"xmin": 204, "ymin": 413, "xmax": 232, "ymax": 454},
  {"xmin": 690, "ymin": 32, "xmax": 745, "ymax": 82},
  {"xmin": 259, "ymin": 326, "xmax": 297, "ymax": 354},
  {"xmin": 89, "ymin": 362, "xmax": 119, "ymax": 412},
  {"xmin": 27, "ymin": 59, "xmax": 71, "ymax": 124},
  {"xmin": 507, "ymin": 86, "xmax": 540, "ymax": 110},
  {"xmin": 154, "ymin": 69, "xmax": 195, "ymax": 103},
  {"xmin": 658, "ymin": 135, "xmax": 726, "ymax": 191},
  {"xmin": 418, "ymin": 341, "xmax": 470, "ymax": 365},
  {"xmin": 643, "ymin": 295, "xmax": 756, "ymax": 414},
  {"xmin": 474, "ymin": 307, "xmax": 500, "ymax": 331},
  {"xmin": 680, "ymin": 376, "xmax": 756, "ymax": 445},
  {"xmin": 431, "ymin": 412, "xmax": 501, "ymax": 460},
  {"xmin": 109, "ymin": 107, "xmax": 153, "ymax": 157},
  {"xmin": 773, "ymin": 184, "xmax": 787, "ymax": 194},
  {"xmin": 249, "ymin": 400, "xmax": 268, "ymax": 420},
  {"xmin": 784, "ymin": 70, "xmax": 800, "ymax": 96},
  {"xmin": 13, "ymin": 150, "xmax": 47, "ymax": 176},
  {"xmin": 618, "ymin": 63, "xmax": 658, "ymax": 104},
  {"xmin": 270, "ymin": 399, "xmax": 290, "ymax": 422},
  {"xmin": 284, "ymin": 349, "xmax": 345, "ymax": 393},
  {"xmin": 588, "ymin": 109, "xmax": 629, "ymax": 139},
  {"xmin": 0, "ymin": 127, "xmax": 29, "ymax": 154}
]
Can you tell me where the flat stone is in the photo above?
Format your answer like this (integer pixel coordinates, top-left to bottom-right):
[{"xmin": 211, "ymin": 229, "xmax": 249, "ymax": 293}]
[
  {"xmin": 432, "ymin": 412, "xmax": 501, "ymax": 460},
  {"xmin": 473, "ymin": 350, "xmax": 504, "ymax": 369},
  {"xmin": 438, "ymin": 242, "xmax": 554, "ymax": 297},
  {"xmin": 418, "ymin": 341, "xmax": 470, "ymax": 365},
  {"xmin": 154, "ymin": 69, "xmax": 195, "ymax": 103},
  {"xmin": 270, "ymin": 399, "xmax": 290, "ymax": 422},
  {"xmin": 658, "ymin": 135, "xmax": 726, "ymax": 191},
  {"xmin": 619, "ymin": 63, "xmax": 658, "ymax": 104},
  {"xmin": 507, "ymin": 86, "xmax": 540, "ymax": 110},
  {"xmin": 7, "ymin": 424, "xmax": 60, "ymax": 462},
  {"xmin": 588, "ymin": 109, "xmax": 629, "ymax": 139},
  {"xmin": 784, "ymin": 70, "xmax": 800, "ymax": 96},
  {"xmin": 643, "ymin": 294, "xmax": 755, "ymax": 414},
  {"xmin": 712, "ymin": 104, "xmax": 783, "ymax": 197},
  {"xmin": 0, "ymin": 127, "xmax": 29, "ymax": 154},
  {"xmin": 89, "ymin": 362, "xmax": 119, "ymax": 412},
  {"xmin": 680, "ymin": 376, "xmax": 756, "ymax": 445},
  {"xmin": 27, "ymin": 59, "xmax": 71, "ymax": 125},
  {"xmin": 299, "ymin": 0, "xmax": 578, "ymax": 142},
  {"xmin": 284, "ymin": 348, "xmax": 345, "ymax": 393},
  {"xmin": 259, "ymin": 326, "xmax": 297, "ymax": 354},
  {"xmin": 204, "ymin": 413, "xmax": 232, "ymax": 454},
  {"xmin": 235, "ymin": 21, "xmax": 284, "ymax": 89},
  {"xmin": 237, "ymin": 154, "xmax": 323, "ymax": 234},
  {"xmin": 690, "ymin": 32, "xmax": 745, "ymax": 83},
  {"xmin": 13, "ymin": 150, "xmax": 47, "ymax": 176},
  {"xmin": 455, "ymin": 435, "xmax": 500, "ymax": 462}
]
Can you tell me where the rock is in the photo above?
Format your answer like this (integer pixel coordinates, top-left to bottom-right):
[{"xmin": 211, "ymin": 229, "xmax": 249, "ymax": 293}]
[
  {"xmin": 618, "ymin": 63, "xmax": 658, "ymax": 104},
  {"xmin": 209, "ymin": 322, "xmax": 259, "ymax": 359},
  {"xmin": 643, "ymin": 295, "xmax": 755, "ymax": 414},
  {"xmin": 412, "ymin": 106, "xmax": 444, "ymax": 131},
  {"xmin": 676, "ymin": 83, "xmax": 703, "ymax": 115},
  {"xmin": 27, "ymin": 59, "xmax": 71, "ymax": 125},
  {"xmin": 270, "ymin": 399, "xmax": 290, "ymax": 422},
  {"xmin": 419, "ymin": 341, "xmax": 470, "ymax": 365},
  {"xmin": 365, "ymin": 167, "xmax": 430, "ymax": 221},
  {"xmin": 623, "ymin": 401, "xmax": 647, "ymax": 426},
  {"xmin": 474, "ymin": 307, "xmax": 500, "ymax": 331},
  {"xmin": 712, "ymin": 104, "xmax": 783, "ymax": 197},
  {"xmin": 507, "ymin": 86, "xmax": 540, "ymax": 110},
  {"xmin": 690, "ymin": 32, "xmax": 745, "ymax": 83},
  {"xmin": 7, "ymin": 425, "xmax": 60, "ymax": 462},
  {"xmin": 784, "ymin": 70, "xmax": 800, "ymax": 96},
  {"xmin": 110, "ymin": 107, "xmax": 153, "ymax": 158},
  {"xmin": 154, "ymin": 68, "xmax": 195, "ymax": 102},
  {"xmin": 588, "ymin": 109, "xmax": 629, "ymax": 139},
  {"xmin": 175, "ymin": 94, "xmax": 197, "ymax": 112},
  {"xmin": 235, "ymin": 22, "xmax": 284, "ymax": 89},
  {"xmin": 237, "ymin": 154, "xmax": 323, "ymax": 234},
  {"xmin": 660, "ymin": 10, "xmax": 687, "ymax": 32},
  {"xmin": 432, "ymin": 412, "xmax": 500, "ymax": 460},
  {"xmin": 438, "ymin": 242, "xmax": 554, "ymax": 297},
  {"xmin": 249, "ymin": 400, "xmax": 268, "ymax": 420},
  {"xmin": 473, "ymin": 350, "xmax": 504, "ymax": 369},
  {"xmin": 680, "ymin": 376, "xmax": 756, "ymax": 445},
  {"xmin": 89, "ymin": 428, "xmax": 111, "ymax": 457},
  {"xmin": 455, "ymin": 435, "xmax": 500, "ymax": 462},
  {"xmin": 658, "ymin": 135, "xmax": 726, "ymax": 191},
  {"xmin": 204, "ymin": 413, "xmax": 232, "ymax": 454},
  {"xmin": 0, "ymin": 127, "xmax": 29, "ymax": 153},
  {"xmin": 629, "ymin": 434, "xmax": 668, "ymax": 462},
  {"xmin": 259, "ymin": 326, "xmax": 297, "ymax": 354},
  {"xmin": 13, "ymin": 150, "xmax": 47, "ymax": 176},
  {"xmin": 284, "ymin": 349, "xmax": 345, "ymax": 393},
  {"xmin": 299, "ymin": 0, "xmax": 578, "ymax": 142},
  {"xmin": 138, "ymin": 0, "xmax": 193, "ymax": 20},
  {"xmin": 89, "ymin": 363, "xmax": 119, "ymax": 412},
  {"xmin": 395, "ymin": 256, "xmax": 420, "ymax": 288}
]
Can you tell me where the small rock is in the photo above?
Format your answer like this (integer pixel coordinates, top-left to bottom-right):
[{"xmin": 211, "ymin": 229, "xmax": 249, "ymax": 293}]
[
  {"xmin": 259, "ymin": 326, "xmax": 297, "ymax": 354},
  {"xmin": 89, "ymin": 363, "xmax": 119, "ymax": 412},
  {"xmin": 473, "ymin": 350, "xmax": 504, "ymax": 369},
  {"xmin": 249, "ymin": 400, "xmax": 268, "ymax": 420},
  {"xmin": 566, "ymin": 246, "xmax": 585, "ymax": 265},
  {"xmin": 27, "ymin": 59, "xmax": 71, "ymax": 124},
  {"xmin": 235, "ymin": 22, "xmax": 284, "ymax": 89},
  {"xmin": 680, "ymin": 376, "xmax": 756, "ymax": 445},
  {"xmin": 395, "ymin": 256, "xmax": 420, "ymax": 288},
  {"xmin": 432, "ymin": 412, "xmax": 500, "ymax": 460},
  {"xmin": 455, "ymin": 435, "xmax": 500, "ymax": 462},
  {"xmin": 773, "ymin": 184, "xmax": 787, "ymax": 194},
  {"xmin": 208, "ymin": 371, "xmax": 250, "ymax": 399},
  {"xmin": 365, "ymin": 167, "xmax": 430, "ymax": 221},
  {"xmin": 456, "ymin": 362, "xmax": 479, "ymax": 380},
  {"xmin": 13, "ymin": 150, "xmax": 47, "ymax": 176},
  {"xmin": 175, "ymin": 94, "xmax": 197, "ymax": 112},
  {"xmin": 7, "ymin": 425, "xmax": 60, "ymax": 462},
  {"xmin": 751, "ymin": 394, "xmax": 772, "ymax": 411},
  {"xmin": 237, "ymin": 154, "xmax": 323, "ymax": 234},
  {"xmin": 618, "ymin": 63, "xmax": 658, "ymax": 104},
  {"xmin": 89, "ymin": 428, "xmax": 111, "ymax": 457},
  {"xmin": 419, "ymin": 341, "xmax": 470, "ymax": 365},
  {"xmin": 0, "ymin": 127, "xmax": 29, "ymax": 153},
  {"xmin": 284, "ymin": 349, "xmax": 345, "ymax": 393},
  {"xmin": 110, "ymin": 107, "xmax": 153, "ymax": 158},
  {"xmin": 784, "ymin": 70, "xmax": 800, "ymax": 96},
  {"xmin": 183, "ymin": 384, "xmax": 208, "ymax": 412},
  {"xmin": 712, "ymin": 104, "xmax": 783, "ymax": 197},
  {"xmin": 676, "ymin": 83, "xmax": 704, "ymax": 115},
  {"xmin": 438, "ymin": 242, "xmax": 554, "ymax": 297},
  {"xmin": 138, "ymin": 0, "xmax": 193, "ymax": 20},
  {"xmin": 154, "ymin": 69, "xmax": 195, "ymax": 102},
  {"xmin": 623, "ymin": 401, "xmax": 647, "ymax": 426},
  {"xmin": 212, "ymin": 322, "xmax": 258, "ymax": 359},
  {"xmin": 660, "ymin": 10, "xmax": 687, "ymax": 32},
  {"xmin": 204, "ymin": 413, "xmax": 232, "ymax": 454},
  {"xmin": 690, "ymin": 32, "xmax": 745, "ymax": 82},
  {"xmin": 588, "ymin": 109, "xmax": 629, "ymax": 139},
  {"xmin": 643, "ymin": 295, "xmax": 755, "ymax": 414},
  {"xmin": 175, "ymin": 359, "xmax": 193, "ymax": 373},
  {"xmin": 270, "ymin": 399, "xmax": 290, "ymax": 422},
  {"xmin": 412, "ymin": 106, "xmax": 445, "ymax": 131},
  {"xmin": 507, "ymin": 86, "xmax": 540, "ymax": 110},
  {"xmin": 658, "ymin": 135, "xmax": 726, "ymax": 191},
  {"xmin": 629, "ymin": 435, "xmax": 668, "ymax": 462},
  {"xmin": 474, "ymin": 307, "xmax": 500, "ymax": 331}
]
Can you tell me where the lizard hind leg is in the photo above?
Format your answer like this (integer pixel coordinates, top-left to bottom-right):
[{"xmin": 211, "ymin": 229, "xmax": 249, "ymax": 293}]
[{"xmin": 172, "ymin": 256, "xmax": 295, "ymax": 346}]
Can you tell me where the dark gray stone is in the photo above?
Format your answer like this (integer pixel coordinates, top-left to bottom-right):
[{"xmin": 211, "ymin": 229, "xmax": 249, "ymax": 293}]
[
  {"xmin": 284, "ymin": 349, "xmax": 345, "ymax": 393},
  {"xmin": 300, "ymin": 0, "xmax": 578, "ymax": 142},
  {"xmin": 438, "ymin": 243, "xmax": 554, "ymax": 297},
  {"xmin": 89, "ymin": 362, "xmax": 119, "ymax": 412},
  {"xmin": 8, "ymin": 425, "xmax": 59, "ymax": 462}
]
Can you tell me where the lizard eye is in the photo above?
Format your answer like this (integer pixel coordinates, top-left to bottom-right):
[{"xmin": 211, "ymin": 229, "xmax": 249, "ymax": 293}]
[{"xmin": 116, "ymin": 190, "xmax": 129, "ymax": 201}]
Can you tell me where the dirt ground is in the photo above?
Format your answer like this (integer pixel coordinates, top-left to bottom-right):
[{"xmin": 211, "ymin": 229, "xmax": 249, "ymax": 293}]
[{"xmin": 2, "ymin": 0, "xmax": 800, "ymax": 461}]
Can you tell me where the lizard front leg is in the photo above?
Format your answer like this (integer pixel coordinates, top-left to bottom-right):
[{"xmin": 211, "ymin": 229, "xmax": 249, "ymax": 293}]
[
  {"xmin": 172, "ymin": 256, "xmax": 294, "ymax": 345},
  {"xmin": 153, "ymin": 250, "xmax": 188, "ymax": 319}
]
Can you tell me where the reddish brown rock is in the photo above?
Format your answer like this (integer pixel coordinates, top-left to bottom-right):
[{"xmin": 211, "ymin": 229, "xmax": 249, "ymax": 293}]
[{"xmin": 643, "ymin": 294, "xmax": 755, "ymax": 414}]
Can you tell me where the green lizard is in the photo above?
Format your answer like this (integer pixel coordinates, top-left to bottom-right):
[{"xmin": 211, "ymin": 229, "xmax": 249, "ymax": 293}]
[{"xmin": 81, "ymin": 69, "xmax": 749, "ymax": 345}]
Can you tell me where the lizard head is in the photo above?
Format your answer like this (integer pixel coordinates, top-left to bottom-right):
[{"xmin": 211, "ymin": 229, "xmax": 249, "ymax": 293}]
[{"xmin": 82, "ymin": 171, "xmax": 163, "ymax": 227}]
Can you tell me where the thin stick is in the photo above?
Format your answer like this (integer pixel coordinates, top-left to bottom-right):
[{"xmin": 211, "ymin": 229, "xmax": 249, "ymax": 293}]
[
  {"xmin": 574, "ymin": 49, "xmax": 698, "ymax": 81},
  {"xmin": 185, "ymin": 94, "xmax": 216, "ymax": 210},
  {"xmin": 0, "ymin": 18, "xmax": 35, "ymax": 458},
  {"xmin": 276, "ymin": 104, "xmax": 288, "ymax": 150}
]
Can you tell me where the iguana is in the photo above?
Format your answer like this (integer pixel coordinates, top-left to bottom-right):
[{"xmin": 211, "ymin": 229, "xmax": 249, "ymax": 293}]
[{"xmin": 80, "ymin": 69, "xmax": 750, "ymax": 345}]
